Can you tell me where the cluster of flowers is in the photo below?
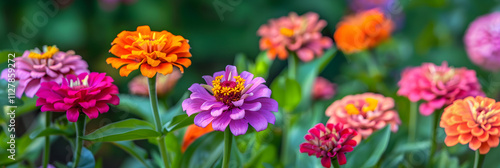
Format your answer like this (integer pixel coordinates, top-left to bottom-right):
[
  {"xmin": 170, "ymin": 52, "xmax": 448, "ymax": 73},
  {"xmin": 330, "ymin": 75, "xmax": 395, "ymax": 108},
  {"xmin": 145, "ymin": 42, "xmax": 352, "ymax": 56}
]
[{"xmin": 4, "ymin": 1, "xmax": 500, "ymax": 167}]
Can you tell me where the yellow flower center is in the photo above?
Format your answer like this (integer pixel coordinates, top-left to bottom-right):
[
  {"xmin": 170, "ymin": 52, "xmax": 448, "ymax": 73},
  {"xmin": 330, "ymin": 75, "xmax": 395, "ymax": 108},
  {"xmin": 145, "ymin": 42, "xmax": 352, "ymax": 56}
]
[
  {"xmin": 427, "ymin": 65, "xmax": 456, "ymax": 83},
  {"xmin": 212, "ymin": 75, "xmax": 245, "ymax": 105},
  {"xmin": 280, "ymin": 27, "xmax": 294, "ymax": 37},
  {"xmin": 345, "ymin": 98, "xmax": 379, "ymax": 115},
  {"xmin": 134, "ymin": 32, "xmax": 167, "ymax": 53},
  {"xmin": 29, "ymin": 45, "xmax": 59, "ymax": 59}
]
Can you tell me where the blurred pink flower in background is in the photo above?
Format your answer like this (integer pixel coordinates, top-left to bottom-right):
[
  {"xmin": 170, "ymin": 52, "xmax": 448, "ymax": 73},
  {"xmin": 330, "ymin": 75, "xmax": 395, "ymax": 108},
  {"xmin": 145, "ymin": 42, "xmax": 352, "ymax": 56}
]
[
  {"xmin": 128, "ymin": 68, "xmax": 182, "ymax": 97},
  {"xmin": 397, "ymin": 62, "xmax": 484, "ymax": 116},
  {"xmin": 312, "ymin": 77, "xmax": 337, "ymax": 100},
  {"xmin": 464, "ymin": 12, "xmax": 500, "ymax": 72},
  {"xmin": 258, "ymin": 12, "xmax": 333, "ymax": 62},
  {"xmin": 349, "ymin": 0, "xmax": 396, "ymax": 13},
  {"xmin": 299, "ymin": 123, "xmax": 358, "ymax": 167},
  {"xmin": 325, "ymin": 93, "xmax": 400, "ymax": 142},
  {"xmin": 99, "ymin": 0, "xmax": 137, "ymax": 11},
  {"xmin": 1, "ymin": 45, "xmax": 89, "ymax": 98}
]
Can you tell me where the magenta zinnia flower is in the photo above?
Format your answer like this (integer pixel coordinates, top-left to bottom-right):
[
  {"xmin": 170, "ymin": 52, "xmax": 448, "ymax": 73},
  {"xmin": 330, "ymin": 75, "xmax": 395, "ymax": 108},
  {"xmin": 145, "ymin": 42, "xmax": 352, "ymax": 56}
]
[
  {"xmin": 257, "ymin": 12, "xmax": 333, "ymax": 62},
  {"xmin": 182, "ymin": 65, "xmax": 278, "ymax": 136},
  {"xmin": 299, "ymin": 123, "xmax": 358, "ymax": 167},
  {"xmin": 464, "ymin": 12, "xmax": 500, "ymax": 71},
  {"xmin": 1, "ymin": 45, "xmax": 89, "ymax": 98},
  {"xmin": 325, "ymin": 93, "xmax": 401, "ymax": 142},
  {"xmin": 129, "ymin": 68, "xmax": 182, "ymax": 97},
  {"xmin": 36, "ymin": 72, "xmax": 120, "ymax": 122},
  {"xmin": 312, "ymin": 77, "xmax": 337, "ymax": 100},
  {"xmin": 397, "ymin": 62, "xmax": 484, "ymax": 116}
]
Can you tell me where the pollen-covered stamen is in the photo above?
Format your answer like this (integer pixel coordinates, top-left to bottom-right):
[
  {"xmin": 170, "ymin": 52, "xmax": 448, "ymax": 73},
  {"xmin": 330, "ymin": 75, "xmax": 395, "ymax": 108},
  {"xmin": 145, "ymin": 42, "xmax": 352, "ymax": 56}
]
[
  {"xmin": 345, "ymin": 98, "xmax": 379, "ymax": 116},
  {"xmin": 68, "ymin": 75, "xmax": 90, "ymax": 90},
  {"xmin": 212, "ymin": 75, "xmax": 246, "ymax": 106},
  {"xmin": 29, "ymin": 45, "xmax": 59, "ymax": 59}
]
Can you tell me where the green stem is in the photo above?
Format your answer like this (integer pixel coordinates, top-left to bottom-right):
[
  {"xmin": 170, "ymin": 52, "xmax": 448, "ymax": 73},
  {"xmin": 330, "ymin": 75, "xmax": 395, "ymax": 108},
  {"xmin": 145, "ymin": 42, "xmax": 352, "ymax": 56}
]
[
  {"xmin": 473, "ymin": 150, "xmax": 485, "ymax": 168},
  {"xmin": 222, "ymin": 128, "xmax": 232, "ymax": 168},
  {"xmin": 408, "ymin": 102, "xmax": 417, "ymax": 142},
  {"xmin": 288, "ymin": 53, "xmax": 297, "ymax": 80},
  {"xmin": 73, "ymin": 116, "xmax": 86, "ymax": 168},
  {"xmin": 429, "ymin": 111, "xmax": 440, "ymax": 166},
  {"xmin": 43, "ymin": 112, "xmax": 51, "ymax": 168},
  {"xmin": 331, "ymin": 157, "xmax": 340, "ymax": 168},
  {"xmin": 148, "ymin": 75, "xmax": 170, "ymax": 168}
]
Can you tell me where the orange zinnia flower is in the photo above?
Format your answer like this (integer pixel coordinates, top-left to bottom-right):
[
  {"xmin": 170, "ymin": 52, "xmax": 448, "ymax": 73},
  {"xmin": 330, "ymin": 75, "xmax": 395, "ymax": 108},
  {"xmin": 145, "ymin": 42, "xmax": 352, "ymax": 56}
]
[
  {"xmin": 440, "ymin": 96, "xmax": 500, "ymax": 154},
  {"xmin": 334, "ymin": 9, "xmax": 394, "ymax": 54},
  {"xmin": 107, "ymin": 25, "xmax": 192, "ymax": 78},
  {"xmin": 182, "ymin": 124, "xmax": 214, "ymax": 152}
]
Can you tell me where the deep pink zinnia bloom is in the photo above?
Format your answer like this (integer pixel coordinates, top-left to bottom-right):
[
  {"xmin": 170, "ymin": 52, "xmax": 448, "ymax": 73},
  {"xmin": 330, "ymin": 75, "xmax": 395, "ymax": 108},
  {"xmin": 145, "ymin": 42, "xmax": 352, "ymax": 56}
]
[
  {"xmin": 397, "ymin": 62, "xmax": 484, "ymax": 116},
  {"xmin": 36, "ymin": 72, "xmax": 120, "ymax": 122},
  {"xmin": 464, "ymin": 12, "xmax": 500, "ymax": 71},
  {"xmin": 1, "ymin": 45, "xmax": 89, "ymax": 98},
  {"xmin": 325, "ymin": 93, "xmax": 401, "ymax": 142},
  {"xmin": 312, "ymin": 77, "xmax": 337, "ymax": 100},
  {"xmin": 182, "ymin": 65, "xmax": 278, "ymax": 136},
  {"xmin": 299, "ymin": 123, "xmax": 358, "ymax": 167},
  {"xmin": 257, "ymin": 12, "xmax": 333, "ymax": 62}
]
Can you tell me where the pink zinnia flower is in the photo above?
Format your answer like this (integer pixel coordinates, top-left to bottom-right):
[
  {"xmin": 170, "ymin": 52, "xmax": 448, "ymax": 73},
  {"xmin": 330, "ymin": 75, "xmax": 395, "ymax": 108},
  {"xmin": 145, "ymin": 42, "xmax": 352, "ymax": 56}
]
[
  {"xmin": 464, "ymin": 12, "xmax": 500, "ymax": 71},
  {"xmin": 129, "ymin": 68, "xmax": 182, "ymax": 97},
  {"xmin": 312, "ymin": 77, "xmax": 337, "ymax": 100},
  {"xmin": 397, "ymin": 62, "xmax": 485, "ymax": 116},
  {"xmin": 349, "ymin": 0, "xmax": 395, "ymax": 13},
  {"xmin": 299, "ymin": 123, "xmax": 358, "ymax": 167},
  {"xmin": 257, "ymin": 12, "xmax": 333, "ymax": 62},
  {"xmin": 325, "ymin": 93, "xmax": 401, "ymax": 142},
  {"xmin": 36, "ymin": 72, "xmax": 120, "ymax": 122},
  {"xmin": 182, "ymin": 65, "xmax": 278, "ymax": 136},
  {"xmin": 1, "ymin": 45, "xmax": 89, "ymax": 98}
]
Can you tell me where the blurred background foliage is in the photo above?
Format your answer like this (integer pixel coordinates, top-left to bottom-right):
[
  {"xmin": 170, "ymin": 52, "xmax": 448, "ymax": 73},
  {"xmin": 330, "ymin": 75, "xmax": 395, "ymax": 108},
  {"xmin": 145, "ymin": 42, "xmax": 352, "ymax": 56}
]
[{"xmin": 2, "ymin": 0, "xmax": 500, "ymax": 167}]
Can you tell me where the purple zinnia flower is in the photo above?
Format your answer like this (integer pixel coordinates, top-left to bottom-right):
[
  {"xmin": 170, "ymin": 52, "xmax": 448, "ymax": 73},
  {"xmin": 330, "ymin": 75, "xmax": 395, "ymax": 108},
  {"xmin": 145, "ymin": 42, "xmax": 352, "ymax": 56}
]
[
  {"xmin": 464, "ymin": 12, "xmax": 500, "ymax": 71},
  {"xmin": 1, "ymin": 45, "xmax": 89, "ymax": 98},
  {"xmin": 182, "ymin": 65, "xmax": 278, "ymax": 136}
]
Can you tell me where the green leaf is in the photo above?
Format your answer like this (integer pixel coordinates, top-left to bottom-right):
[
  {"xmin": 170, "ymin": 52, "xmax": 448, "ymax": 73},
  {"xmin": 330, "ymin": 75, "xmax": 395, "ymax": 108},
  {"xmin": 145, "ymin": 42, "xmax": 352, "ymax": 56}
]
[
  {"xmin": 344, "ymin": 126, "xmax": 391, "ymax": 168},
  {"xmin": 116, "ymin": 94, "xmax": 157, "ymax": 123},
  {"xmin": 234, "ymin": 53, "xmax": 250, "ymax": 73},
  {"xmin": 82, "ymin": 119, "xmax": 160, "ymax": 142},
  {"xmin": 249, "ymin": 51, "xmax": 273, "ymax": 79},
  {"xmin": 270, "ymin": 76, "xmax": 301, "ymax": 111},
  {"xmin": 165, "ymin": 133, "xmax": 182, "ymax": 168},
  {"xmin": 163, "ymin": 113, "xmax": 196, "ymax": 133},
  {"xmin": 67, "ymin": 147, "xmax": 95, "ymax": 168},
  {"xmin": 161, "ymin": 92, "xmax": 189, "ymax": 125},
  {"xmin": 180, "ymin": 131, "xmax": 224, "ymax": 168},
  {"xmin": 111, "ymin": 141, "xmax": 153, "ymax": 168},
  {"xmin": 295, "ymin": 48, "xmax": 337, "ymax": 111},
  {"xmin": 29, "ymin": 127, "xmax": 72, "ymax": 139}
]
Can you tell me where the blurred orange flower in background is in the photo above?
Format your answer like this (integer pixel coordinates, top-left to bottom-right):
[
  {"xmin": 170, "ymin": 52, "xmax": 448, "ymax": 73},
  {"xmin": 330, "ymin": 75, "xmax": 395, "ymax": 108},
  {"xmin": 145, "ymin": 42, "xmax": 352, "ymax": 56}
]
[
  {"xmin": 107, "ymin": 25, "xmax": 192, "ymax": 78},
  {"xmin": 334, "ymin": 9, "xmax": 394, "ymax": 54},
  {"xmin": 440, "ymin": 96, "xmax": 500, "ymax": 154},
  {"xmin": 182, "ymin": 124, "xmax": 214, "ymax": 152}
]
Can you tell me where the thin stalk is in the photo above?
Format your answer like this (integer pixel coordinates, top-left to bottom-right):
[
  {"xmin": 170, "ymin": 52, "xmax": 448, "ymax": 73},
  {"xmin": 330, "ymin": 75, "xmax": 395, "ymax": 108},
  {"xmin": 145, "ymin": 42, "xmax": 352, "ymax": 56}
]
[
  {"xmin": 409, "ymin": 102, "xmax": 417, "ymax": 142},
  {"xmin": 73, "ymin": 116, "xmax": 86, "ymax": 168},
  {"xmin": 288, "ymin": 53, "xmax": 297, "ymax": 80},
  {"xmin": 222, "ymin": 128, "xmax": 232, "ymax": 168},
  {"xmin": 473, "ymin": 150, "xmax": 485, "ymax": 168},
  {"xmin": 429, "ymin": 111, "xmax": 440, "ymax": 166},
  {"xmin": 43, "ymin": 112, "xmax": 51, "ymax": 168},
  {"xmin": 281, "ymin": 53, "xmax": 298, "ymax": 165},
  {"xmin": 148, "ymin": 75, "xmax": 170, "ymax": 168},
  {"xmin": 331, "ymin": 157, "xmax": 340, "ymax": 168}
]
